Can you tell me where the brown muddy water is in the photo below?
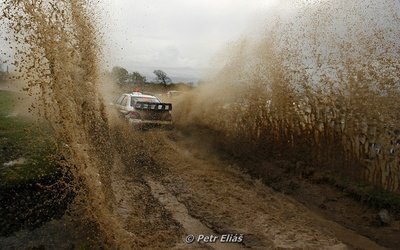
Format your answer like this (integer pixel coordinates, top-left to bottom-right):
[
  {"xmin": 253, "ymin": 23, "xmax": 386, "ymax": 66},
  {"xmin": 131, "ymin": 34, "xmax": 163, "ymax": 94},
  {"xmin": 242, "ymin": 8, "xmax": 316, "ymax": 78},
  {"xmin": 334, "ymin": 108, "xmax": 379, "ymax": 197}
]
[{"xmin": 1, "ymin": 0, "xmax": 400, "ymax": 249}]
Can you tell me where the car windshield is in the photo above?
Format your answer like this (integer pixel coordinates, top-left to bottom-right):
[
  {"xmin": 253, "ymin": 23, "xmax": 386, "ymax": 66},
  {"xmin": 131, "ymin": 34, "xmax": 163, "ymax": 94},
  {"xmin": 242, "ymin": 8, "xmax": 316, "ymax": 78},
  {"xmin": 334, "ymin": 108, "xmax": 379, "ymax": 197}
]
[{"xmin": 131, "ymin": 96, "xmax": 160, "ymax": 105}]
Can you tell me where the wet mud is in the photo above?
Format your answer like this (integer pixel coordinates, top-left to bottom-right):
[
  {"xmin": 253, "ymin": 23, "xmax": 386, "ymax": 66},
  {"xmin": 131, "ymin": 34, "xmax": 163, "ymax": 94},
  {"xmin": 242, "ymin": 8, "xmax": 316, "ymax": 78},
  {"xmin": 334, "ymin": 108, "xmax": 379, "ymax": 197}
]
[{"xmin": 0, "ymin": 171, "xmax": 74, "ymax": 237}]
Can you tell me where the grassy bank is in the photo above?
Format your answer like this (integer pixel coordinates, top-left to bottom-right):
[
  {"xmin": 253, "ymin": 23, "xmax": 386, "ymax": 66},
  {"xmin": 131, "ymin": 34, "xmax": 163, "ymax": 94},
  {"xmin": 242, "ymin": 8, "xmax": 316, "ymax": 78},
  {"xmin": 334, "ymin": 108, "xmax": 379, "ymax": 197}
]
[
  {"xmin": 0, "ymin": 89, "xmax": 76, "ymax": 236},
  {"xmin": 0, "ymin": 89, "xmax": 58, "ymax": 187}
]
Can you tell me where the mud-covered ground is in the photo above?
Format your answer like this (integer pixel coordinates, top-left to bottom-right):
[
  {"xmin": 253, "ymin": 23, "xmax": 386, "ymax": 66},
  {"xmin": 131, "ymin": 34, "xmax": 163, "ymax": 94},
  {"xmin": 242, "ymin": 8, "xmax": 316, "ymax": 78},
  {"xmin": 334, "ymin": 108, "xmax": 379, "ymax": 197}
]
[
  {"xmin": 136, "ymin": 128, "xmax": 393, "ymax": 250},
  {"xmin": 3, "ymin": 126, "xmax": 399, "ymax": 249}
]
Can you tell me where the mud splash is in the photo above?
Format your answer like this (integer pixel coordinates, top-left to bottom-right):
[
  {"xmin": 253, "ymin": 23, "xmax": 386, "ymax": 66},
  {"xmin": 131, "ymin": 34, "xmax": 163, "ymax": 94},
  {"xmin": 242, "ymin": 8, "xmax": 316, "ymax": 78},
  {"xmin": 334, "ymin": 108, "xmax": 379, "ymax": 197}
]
[
  {"xmin": 1, "ymin": 1, "xmax": 187, "ymax": 247},
  {"xmin": 1, "ymin": 0, "xmax": 400, "ymax": 248},
  {"xmin": 1, "ymin": 0, "xmax": 130, "ymax": 246},
  {"xmin": 175, "ymin": 1, "xmax": 400, "ymax": 192}
]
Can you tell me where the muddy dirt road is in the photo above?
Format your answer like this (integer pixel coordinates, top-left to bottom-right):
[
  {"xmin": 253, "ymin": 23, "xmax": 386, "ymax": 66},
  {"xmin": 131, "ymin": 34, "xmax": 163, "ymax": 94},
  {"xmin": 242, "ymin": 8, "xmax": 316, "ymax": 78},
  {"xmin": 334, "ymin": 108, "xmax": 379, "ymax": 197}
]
[
  {"xmin": 0, "ymin": 126, "xmax": 391, "ymax": 249},
  {"xmin": 106, "ymin": 128, "xmax": 388, "ymax": 250}
]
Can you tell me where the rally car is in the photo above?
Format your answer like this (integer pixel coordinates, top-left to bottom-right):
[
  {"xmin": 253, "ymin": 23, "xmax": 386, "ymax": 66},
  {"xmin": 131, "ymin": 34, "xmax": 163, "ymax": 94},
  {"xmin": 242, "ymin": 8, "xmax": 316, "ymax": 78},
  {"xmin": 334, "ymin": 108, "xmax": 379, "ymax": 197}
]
[{"xmin": 114, "ymin": 92, "xmax": 173, "ymax": 129}]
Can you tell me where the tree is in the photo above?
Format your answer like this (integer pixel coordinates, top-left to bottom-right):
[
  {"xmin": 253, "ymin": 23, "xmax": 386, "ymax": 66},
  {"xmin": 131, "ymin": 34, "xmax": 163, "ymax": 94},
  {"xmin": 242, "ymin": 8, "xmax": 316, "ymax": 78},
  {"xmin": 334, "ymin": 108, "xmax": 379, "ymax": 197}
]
[
  {"xmin": 130, "ymin": 72, "xmax": 147, "ymax": 84},
  {"xmin": 153, "ymin": 69, "xmax": 171, "ymax": 84},
  {"xmin": 111, "ymin": 66, "xmax": 129, "ymax": 84}
]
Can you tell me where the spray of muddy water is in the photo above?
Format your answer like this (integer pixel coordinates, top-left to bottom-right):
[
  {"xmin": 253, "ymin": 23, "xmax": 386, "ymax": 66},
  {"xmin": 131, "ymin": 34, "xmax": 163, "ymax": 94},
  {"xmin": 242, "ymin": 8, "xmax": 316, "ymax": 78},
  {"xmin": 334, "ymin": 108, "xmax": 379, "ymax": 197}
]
[
  {"xmin": 176, "ymin": 1, "xmax": 400, "ymax": 192},
  {"xmin": 0, "ymin": 0, "xmax": 138, "ymax": 247}
]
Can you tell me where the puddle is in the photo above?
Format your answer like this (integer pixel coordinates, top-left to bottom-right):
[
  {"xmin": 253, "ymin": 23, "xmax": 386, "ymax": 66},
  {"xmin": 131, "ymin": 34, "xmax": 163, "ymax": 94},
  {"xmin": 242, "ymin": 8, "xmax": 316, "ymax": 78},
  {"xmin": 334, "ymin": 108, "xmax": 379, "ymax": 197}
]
[{"xmin": 3, "ymin": 157, "xmax": 27, "ymax": 167}]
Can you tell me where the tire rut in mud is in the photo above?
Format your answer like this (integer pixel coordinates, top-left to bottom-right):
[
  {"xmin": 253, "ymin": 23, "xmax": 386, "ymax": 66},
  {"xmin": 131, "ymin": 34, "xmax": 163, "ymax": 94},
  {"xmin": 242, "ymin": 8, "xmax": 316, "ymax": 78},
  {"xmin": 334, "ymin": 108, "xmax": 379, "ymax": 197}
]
[
  {"xmin": 110, "ymin": 156, "xmax": 184, "ymax": 249},
  {"xmin": 139, "ymin": 129, "xmax": 354, "ymax": 249},
  {"xmin": 146, "ymin": 178, "xmax": 246, "ymax": 250},
  {"xmin": 174, "ymin": 127, "xmax": 400, "ymax": 249}
]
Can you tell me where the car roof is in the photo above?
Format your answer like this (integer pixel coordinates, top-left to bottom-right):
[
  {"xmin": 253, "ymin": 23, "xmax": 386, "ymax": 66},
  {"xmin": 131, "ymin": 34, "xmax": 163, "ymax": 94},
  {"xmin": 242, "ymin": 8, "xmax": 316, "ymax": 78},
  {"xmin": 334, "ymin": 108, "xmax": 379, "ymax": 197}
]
[{"xmin": 125, "ymin": 92, "xmax": 157, "ymax": 99}]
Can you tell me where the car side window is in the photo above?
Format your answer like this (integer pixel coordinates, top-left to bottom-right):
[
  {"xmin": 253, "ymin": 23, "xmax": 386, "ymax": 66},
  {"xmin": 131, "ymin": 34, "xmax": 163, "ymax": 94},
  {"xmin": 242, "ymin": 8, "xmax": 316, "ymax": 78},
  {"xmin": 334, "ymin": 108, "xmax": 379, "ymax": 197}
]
[
  {"xmin": 121, "ymin": 96, "xmax": 128, "ymax": 106},
  {"xmin": 130, "ymin": 97, "xmax": 136, "ymax": 107},
  {"xmin": 116, "ymin": 95, "xmax": 124, "ymax": 105}
]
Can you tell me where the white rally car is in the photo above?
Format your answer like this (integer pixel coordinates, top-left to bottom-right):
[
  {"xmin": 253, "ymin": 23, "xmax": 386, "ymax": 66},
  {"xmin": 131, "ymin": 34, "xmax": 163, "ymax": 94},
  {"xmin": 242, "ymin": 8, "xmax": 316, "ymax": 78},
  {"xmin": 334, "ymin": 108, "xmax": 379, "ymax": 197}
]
[{"xmin": 115, "ymin": 92, "xmax": 173, "ymax": 129}]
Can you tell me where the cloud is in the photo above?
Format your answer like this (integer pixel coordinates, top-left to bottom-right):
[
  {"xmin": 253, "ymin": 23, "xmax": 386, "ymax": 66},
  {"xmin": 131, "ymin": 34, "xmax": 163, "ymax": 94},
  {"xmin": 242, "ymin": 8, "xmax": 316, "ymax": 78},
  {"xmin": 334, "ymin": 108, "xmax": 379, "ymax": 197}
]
[
  {"xmin": 0, "ymin": 0, "xmax": 279, "ymax": 81},
  {"xmin": 100, "ymin": 0, "xmax": 279, "ymax": 80}
]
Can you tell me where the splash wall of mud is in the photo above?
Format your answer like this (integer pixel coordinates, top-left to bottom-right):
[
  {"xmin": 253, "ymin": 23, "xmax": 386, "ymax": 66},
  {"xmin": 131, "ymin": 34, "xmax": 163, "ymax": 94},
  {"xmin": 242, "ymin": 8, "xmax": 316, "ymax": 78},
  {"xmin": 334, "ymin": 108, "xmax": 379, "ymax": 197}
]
[
  {"xmin": 176, "ymin": 1, "xmax": 400, "ymax": 192},
  {"xmin": 1, "ymin": 0, "xmax": 132, "ymax": 246}
]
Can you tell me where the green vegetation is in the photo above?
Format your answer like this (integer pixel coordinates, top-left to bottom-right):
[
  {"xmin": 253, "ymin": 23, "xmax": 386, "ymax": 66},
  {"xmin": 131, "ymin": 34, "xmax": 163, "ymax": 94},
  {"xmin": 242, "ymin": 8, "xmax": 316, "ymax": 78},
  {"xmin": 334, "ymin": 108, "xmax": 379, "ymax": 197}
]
[
  {"xmin": 153, "ymin": 69, "xmax": 171, "ymax": 84},
  {"xmin": 131, "ymin": 71, "xmax": 147, "ymax": 85},
  {"xmin": 111, "ymin": 66, "xmax": 129, "ymax": 84},
  {"xmin": 0, "ymin": 90, "xmax": 58, "ymax": 187},
  {"xmin": 110, "ymin": 66, "xmax": 195, "ymax": 87}
]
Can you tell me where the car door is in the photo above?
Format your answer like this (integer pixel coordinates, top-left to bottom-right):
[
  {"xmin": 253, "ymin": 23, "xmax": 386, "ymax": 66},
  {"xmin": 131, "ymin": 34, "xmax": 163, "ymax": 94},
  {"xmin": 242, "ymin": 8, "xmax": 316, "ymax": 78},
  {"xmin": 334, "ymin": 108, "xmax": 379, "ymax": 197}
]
[{"xmin": 119, "ymin": 95, "xmax": 129, "ymax": 115}]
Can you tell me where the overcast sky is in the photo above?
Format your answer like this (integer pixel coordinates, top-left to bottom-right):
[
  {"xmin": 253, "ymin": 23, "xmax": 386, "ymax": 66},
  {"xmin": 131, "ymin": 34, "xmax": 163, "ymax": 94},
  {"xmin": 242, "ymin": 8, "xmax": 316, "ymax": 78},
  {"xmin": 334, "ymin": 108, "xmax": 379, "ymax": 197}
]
[{"xmin": 100, "ymin": 0, "xmax": 279, "ymax": 81}]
